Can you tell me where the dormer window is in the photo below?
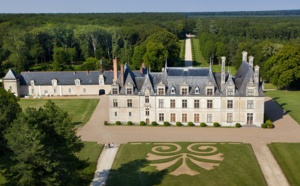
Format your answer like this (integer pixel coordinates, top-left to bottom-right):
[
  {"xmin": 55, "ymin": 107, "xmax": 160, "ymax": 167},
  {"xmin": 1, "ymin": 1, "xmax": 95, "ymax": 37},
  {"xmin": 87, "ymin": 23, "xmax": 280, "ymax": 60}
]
[
  {"xmin": 247, "ymin": 89, "xmax": 254, "ymax": 96},
  {"xmin": 30, "ymin": 80, "xmax": 35, "ymax": 86},
  {"xmin": 227, "ymin": 89, "xmax": 234, "ymax": 96},
  {"xmin": 126, "ymin": 82, "xmax": 133, "ymax": 95},
  {"xmin": 181, "ymin": 82, "xmax": 189, "ymax": 96},
  {"xmin": 111, "ymin": 82, "xmax": 119, "ymax": 95},
  {"xmin": 99, "ymin": 74, "xmax": 104, "ymax": 85},
  {"xmin": 171, "ymin": 87, "xmax": 176, "ymax": 95},
  {"xmin": 52, "ymin": 79, "xmax": 57, "ymax": 86},
  {"xmin": 127, "ymin": 88, "xmax": 132, "ymax": 95},
  {"xmin": 157, "ymin": 81, "xmax": 165, "ymax": 96},
  {"xmin": 195, "ymin": 87, "xmax": 200, "ymax": 94},
  {"xmin": 182, "ymin": 88, "xmax": 188, "ymax": 95},
  {"xmin": 75, "ymin": 79, "xmax": 81, "ymax": 86},
  {"xmin": 206, "ymin": 88, "xmax": 213, "ymax": 95}
]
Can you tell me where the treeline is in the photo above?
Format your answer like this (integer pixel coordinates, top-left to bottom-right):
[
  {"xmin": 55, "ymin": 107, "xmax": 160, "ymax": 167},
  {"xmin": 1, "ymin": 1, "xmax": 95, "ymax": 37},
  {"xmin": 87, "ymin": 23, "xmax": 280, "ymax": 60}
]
[
  {"xmin": 194, "ymin": 17, "xmax": 300, "ymax": 89},
  {"xmin": 0, "ymin": 13, "xmax": 193, "ymax": 76}
]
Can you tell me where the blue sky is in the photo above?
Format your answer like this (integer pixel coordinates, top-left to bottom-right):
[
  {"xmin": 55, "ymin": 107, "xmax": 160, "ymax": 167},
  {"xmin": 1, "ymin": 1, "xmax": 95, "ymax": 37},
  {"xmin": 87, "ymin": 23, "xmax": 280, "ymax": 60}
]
[{"xmin": 0, "ymin": 0, "xmax": 299, "ymax": 13}]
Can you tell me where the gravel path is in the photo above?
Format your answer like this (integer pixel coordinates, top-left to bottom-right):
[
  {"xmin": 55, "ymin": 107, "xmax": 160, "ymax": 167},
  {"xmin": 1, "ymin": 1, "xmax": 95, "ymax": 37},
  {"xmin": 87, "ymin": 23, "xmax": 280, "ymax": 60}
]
[
  {"xmin": 77, "ymin": 96, "xmax": 300, "ymax": 186},
  {"xmin": 185, "ymin": 35, "xmax": 193, "ymax": 67}
]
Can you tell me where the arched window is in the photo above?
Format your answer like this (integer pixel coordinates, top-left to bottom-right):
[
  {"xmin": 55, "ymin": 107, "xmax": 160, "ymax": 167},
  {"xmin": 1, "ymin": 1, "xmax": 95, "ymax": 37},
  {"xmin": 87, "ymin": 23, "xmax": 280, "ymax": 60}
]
[
  {"xmin": 171, "ymin": 87, "xmax": 176, "ymax": 95},
  {"xmin": 195, "ymin": 87, "xmax": 200, "ymax": 94}
]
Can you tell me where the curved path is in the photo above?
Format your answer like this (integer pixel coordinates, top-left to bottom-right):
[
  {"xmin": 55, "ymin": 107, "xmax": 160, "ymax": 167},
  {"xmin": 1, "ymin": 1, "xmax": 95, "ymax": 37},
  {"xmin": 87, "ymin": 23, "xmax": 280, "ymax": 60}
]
[{"xmin": 78, "ymin": 96, "xmax": 300, "ymax": 186}]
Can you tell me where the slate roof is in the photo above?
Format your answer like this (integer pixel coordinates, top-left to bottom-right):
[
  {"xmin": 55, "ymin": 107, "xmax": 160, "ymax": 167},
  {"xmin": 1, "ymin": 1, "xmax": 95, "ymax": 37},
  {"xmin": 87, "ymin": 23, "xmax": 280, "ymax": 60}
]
[{"xmin": 4, "ymin": 69, "xmax": 18, "ymax": 80}]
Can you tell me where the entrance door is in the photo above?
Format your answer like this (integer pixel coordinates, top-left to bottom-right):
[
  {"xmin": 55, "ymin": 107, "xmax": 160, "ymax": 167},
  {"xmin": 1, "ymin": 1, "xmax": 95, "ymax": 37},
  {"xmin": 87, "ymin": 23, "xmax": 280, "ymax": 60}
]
[
  {"xmin": 146, "ymin": 118, "xmax": 150, "ymax": 125},
  {"xmin": 99, "ymin": 89, "xmax": 105, "ymax": 95},
  {"xmin": 247, "ymin": 113, "xmax": 253, "ymax": 125}
]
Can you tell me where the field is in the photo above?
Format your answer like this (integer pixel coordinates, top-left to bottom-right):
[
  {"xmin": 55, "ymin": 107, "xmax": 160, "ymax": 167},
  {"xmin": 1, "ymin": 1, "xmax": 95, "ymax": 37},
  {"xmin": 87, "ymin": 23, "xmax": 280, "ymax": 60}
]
[
  {"xmin": 265, "ymin": 91, "xmax": 300, "ymax": 124},
  {"xmin": 106, "ymin": 142, "xmax": 266, "ymax": 186},
  {"xmin": 268, "ymin": 143, "xmax": 300, "ymax": 186},
  {"xmin": 19, "ymin": 99, "xmax": 99, "ymax": 127}
]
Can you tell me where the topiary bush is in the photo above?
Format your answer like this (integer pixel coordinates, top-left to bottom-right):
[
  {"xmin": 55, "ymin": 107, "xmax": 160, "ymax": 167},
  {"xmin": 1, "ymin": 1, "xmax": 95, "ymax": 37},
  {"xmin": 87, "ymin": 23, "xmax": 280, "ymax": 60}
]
[
  {"xmin": 213, "ymin": 122, "xmax": 221, "ymax": 127},
  {"xmin": 200, "ymin": 122, "xmax": 207, "ymax": 127},
  {"xmin": 188, "ymin": 122, "xmax": 194, "ymax": 126},
  {"xmin": 152, "ymin": 121, "xmax": 158, "ymax": 126},
  {"xmin": 235, "ymin": 123, "xmax": 242, "ymax": 128},
  {"xmin": 176, "ymin": 121, "xmax": 181, "ymax": 126},
  {"xmin": 127, "ymin": 121, "xmax": 133, "ymax": 125},
  {"xmin": 116, "ymin": 121, "xmax": 121, "ymax": 125},
  {"xmin": 261, "ymin": 123, "xmax": 267, "ymax": 128},
  {"xmin": 140, "ymin": 121, "xmax": 146, "ymax": 126},
  {"xmin": 104, "ymin": 121, "xmax": 108, "ymax": 125},
  {"xmin": 163, "ymin": 121, "xmax": 170, "ymax": 126}
]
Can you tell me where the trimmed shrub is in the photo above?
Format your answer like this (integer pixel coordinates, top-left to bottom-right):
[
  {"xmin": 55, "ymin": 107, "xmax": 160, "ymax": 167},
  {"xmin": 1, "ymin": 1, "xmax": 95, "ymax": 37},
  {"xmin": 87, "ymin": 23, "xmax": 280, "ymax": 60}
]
[
  {"xmin": 163, "ymin": 121, "xmax": 170, "ymax": 126},
  {"xmin": 116, "ymin": 121, "xmax": 121, "ymax": 125},
  {"xmin": 235, "ymin": 123, "xmax": 242, "ymax": 128},
  {"xmin": 104, "ymin": 121, "xmax": 108, "ymax": 125},
  {"xmin": 265, "ymin": 119, "xmax": 274, "ymax": 128},
  {"xmin": 140, "ymin": 121, "xmax": 146, "ymax": 126},
  {"xmin": 200, "ymin": 122, "xmax": 207, "ymax": 127},
  {"xmin": 127, "ymin": 121, "xmax": 133, "ymax": 125},
  {"xmin": 261, "ymin": 123, "xmax": 267, "ymax": 128},
  {"xmin": 176, "ymin": 122, "xmax": 181, "ymax": 126},
  {"xmin": 188, "ymin": 122, "xmax": 194, "ymax": 126},
  {"xmin": 213, "ymin": 122, "xmax": 221, "ymax": 127},
  {"xmin": 152, "ymin": 121, "xmax": 158, "ymax": 126}
]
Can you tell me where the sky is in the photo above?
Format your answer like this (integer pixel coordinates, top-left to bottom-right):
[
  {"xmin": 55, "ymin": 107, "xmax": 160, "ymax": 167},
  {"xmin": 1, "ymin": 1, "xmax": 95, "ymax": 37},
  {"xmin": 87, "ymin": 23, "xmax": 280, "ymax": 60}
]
[{"xmin": 0, "ymin": 0, "xmax": 299, "ymax": 13}]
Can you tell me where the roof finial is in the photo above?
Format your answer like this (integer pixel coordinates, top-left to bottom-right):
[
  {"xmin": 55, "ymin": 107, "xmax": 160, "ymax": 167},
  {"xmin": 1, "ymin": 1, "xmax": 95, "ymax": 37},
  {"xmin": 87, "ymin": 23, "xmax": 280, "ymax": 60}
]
[{"xmin": 165, "ymin": 57, "xmax": 168, "ymax": 69}]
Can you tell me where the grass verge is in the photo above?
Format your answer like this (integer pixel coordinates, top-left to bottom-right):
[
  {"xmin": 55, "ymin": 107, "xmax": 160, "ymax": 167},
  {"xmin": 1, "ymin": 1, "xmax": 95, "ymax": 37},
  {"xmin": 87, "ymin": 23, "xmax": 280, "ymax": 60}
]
[
  {"xmin": 265, "ymin": 90, "xmax": 300, "ymax": 124},
  {"xmin": 106, "ymin": 142, "xmax": 266, "ymax": 186},
  {"xmin": 191, "ymin": 37, "xmax": 207, "ymax": 66},
  {"xmin": 268, "ymin": 143, "xmax": 300, "ymax": 186},
  {"xmin": 19, "ymin": 99, "xmax": 99, "ymax": 127}
]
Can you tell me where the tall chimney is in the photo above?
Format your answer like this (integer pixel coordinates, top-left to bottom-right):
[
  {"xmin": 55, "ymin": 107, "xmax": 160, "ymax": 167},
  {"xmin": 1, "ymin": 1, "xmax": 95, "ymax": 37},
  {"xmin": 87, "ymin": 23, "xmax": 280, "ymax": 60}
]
[
  {"xmin": 140, "ymin": 62, "xmax": 145, "ymax": 74},
  {"xmin": 120, "ymin": 64, "xmax": 124, "ymax": 87},
  {"xmin": 249, "ymin": 56, "xmax": 254, "ymax": 69},
  {"xmin": 113, "ymin": 58, "xmax": 117, "ymax": 82},
  {"xmin": 221, "ymin": 56, "xmax": 226, "ymax": 92},
  {"xmin": 254, "ymin": 65, "xmax": 259, "ymax": 84},
  {"xmin": 242, "ymin": 51, "xmax": 248, "ymax": 62}
]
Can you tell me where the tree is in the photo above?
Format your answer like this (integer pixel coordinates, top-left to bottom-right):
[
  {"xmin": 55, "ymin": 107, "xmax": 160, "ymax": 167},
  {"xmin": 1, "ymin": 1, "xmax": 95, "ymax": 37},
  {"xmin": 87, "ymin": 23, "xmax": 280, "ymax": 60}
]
[
  {"xmin": 4, "ymin": 101, "xmax": 85, "ymax": 185},
  {"xmin": 143, "ymin": 42, "xmax": 168, "ymax": 72},
  {"xmin": 81, "ymin": 57, "xmax": 99, "ymax": 70},
  {"xmin": 0, "ymin": 87, "xmax": 21, "ymax": 154},
  {"xmin": 265, "ymin": 43, "xmax": 300, "ymax": 89},
  {"xmin": 131, "ymin": 45, "xmax": 146, "ymax": 70}
]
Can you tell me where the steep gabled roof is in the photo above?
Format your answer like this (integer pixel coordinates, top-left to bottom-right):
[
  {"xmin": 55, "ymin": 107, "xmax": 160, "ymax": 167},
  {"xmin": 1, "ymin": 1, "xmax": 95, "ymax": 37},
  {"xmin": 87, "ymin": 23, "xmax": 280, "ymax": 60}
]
[{"xmin": 4, "ymin": 69, "xmax": 18, "ymax": 80}]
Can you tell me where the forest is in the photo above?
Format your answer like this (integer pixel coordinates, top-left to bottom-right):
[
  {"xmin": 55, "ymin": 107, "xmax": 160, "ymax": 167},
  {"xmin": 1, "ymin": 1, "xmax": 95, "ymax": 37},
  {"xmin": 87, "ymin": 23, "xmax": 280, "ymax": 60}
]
[{"xmin": 0, "ymin": 11, "xmax": 300, "ymax": 89}]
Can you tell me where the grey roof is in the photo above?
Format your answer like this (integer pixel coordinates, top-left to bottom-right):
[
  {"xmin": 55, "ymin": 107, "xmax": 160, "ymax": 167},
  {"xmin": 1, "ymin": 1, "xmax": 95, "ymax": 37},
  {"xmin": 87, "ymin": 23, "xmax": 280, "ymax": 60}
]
[{"xmin": 4, "ymin": 69, "xmax": 18, "ymax": 80}]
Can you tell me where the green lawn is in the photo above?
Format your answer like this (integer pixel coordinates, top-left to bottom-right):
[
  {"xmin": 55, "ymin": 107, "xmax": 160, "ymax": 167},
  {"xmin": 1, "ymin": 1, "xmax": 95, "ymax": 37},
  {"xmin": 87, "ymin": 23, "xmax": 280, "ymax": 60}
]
[
  {"xmin": 265, "ymin": 90, "xmax": 300, "ymax": 124},
  {"xmin": 179, "ymin": 39, "xmax": 185, "ymax": 61},
  {"xmin": 106, "ymin": 142, "xmax": 266, "ymax": 186},
  {"xmin": 19, "ymin": 99, "xmax": 99, "ymax": 127},
  {"xmin": 191, "ymin": 38, "xmax": 208, "ymax": 67},
  {"xmin": 268, "ymin": 143, "xmax": 300, "ymax": 186},
  {"xmin": 264, "ymin": 83, "xmax": 278, "ymax": 90}
]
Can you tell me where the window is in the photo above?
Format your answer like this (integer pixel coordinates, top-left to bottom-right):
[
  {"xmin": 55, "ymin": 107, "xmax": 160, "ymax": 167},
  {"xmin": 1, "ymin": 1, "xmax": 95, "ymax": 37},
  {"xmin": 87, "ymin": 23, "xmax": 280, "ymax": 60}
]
[
  {"xmin": 54, "ymin": 89, "xmax": 56, "ymax": 93},
  {"xmin": 227, "ymin": 100, "xmax": 233, "ymax": 109},
  {"xmin": 170, "ymin": 113, "xmax": 176, "ymax": 122},
  {"xmin": 127, "ymin": 99, "xmax": 132, "ymax": 107},
  {"xmin": 145, "ymin": 96, "xmax": 149, "ymax": 103},
  {"xmin": 247, "ymin": 100, "xmax": 254, "ymax": 109},
  {"xmin": 227, "ymin": 89, "xmax": 234, "ymax": 96},
  {"xmin": 112, "ymin": 88, "xmax": 118, "ymax": 94},
  {"xmin": 145, "ymin": 108, "xmax": 150, "ymax": 116},
  {"xmin": 127, "ymin": 88, "xmax": 132, "ymax": 95},
  {"xmin": 113, "ymin": 99, "xmax": 118, "ymax": 107},
  {"xmin": 9, "ymin": 86, "xmax": 12, "ymax": 90},
  {"xmin": 195, "ymin": 87, "xmax": 200, "ymax": 94},
  {"xmin": 31, "ymin": 88, "xmax": 34, "ymax": 94},
  {"xmin": 207, "ymin": 100, "xmax": 213, "ymax": 108},
  {"xmin": 75, "ymin": 79, "xmax": 80, "ymax": 86},
  {"xmin": 52, "ymin": 79, "xmax": 57, "ymax": 86},
  {"xmin": 194, "ymin": 100, "xmax": 200, "ymax": 108},
  {"xmin": 171, "ymin": 87, "xmax": 176, "ymax": 95},
  {"xmin": 182, "ymin": 113, "xmax": 187, "ymax": 122},
  {"xmin": 68, "ymin": 88, "xmax": 71, "ymax": 93},
  {"xmin": 44, "ymin": 90, "xmax": 48, "ymax": 94},
  {"xmin": 170, "ymin": 99, "xmax": 175, "ymax": 108},
  {"xmin": 247, "ymin": 113, "xmax": 253, "ymax": 125},
  {"xmin": 207, "ymin": 88, "xmax": 213, "ymax": 95},
  {"xmin": 129, "ymin": 112, "xmax": 132, "ymax": 117},
  {"xmin": 159, "ymin": 99, "xmax": 164, "ymax": 108},
  {"xmin": 30, "ymin": 80, "xmax": 35, "ymax": 86},
  {"xmin": 83, "ymin": 88, "xmax": 86, "ymax": 93},
  {"xmin": 194, "ymin": 114, "xmax": 200, "ymax": 123},
  {"xmin": 115, "ymin": 112, "xmax": 117, "ymax": 116},
  {"xmin": 158, "ymin": 88, "xmax": 164, "ymax": 95},
  {"xmin": 159, "ymin": 113, "xmax": 164, "ymax": 122},
  {"xmin": 182, "ymin": 99, "xmax": 187, "ymax": 108},
  {"xmin": 247, "ymin": 89, "xmax": 254, "ymax": 96},
  {"xmin": 227, "ymin": 113, "xmax": 233, "ymax": 123},
  {"xmin": 207, "ymin": 114, "xmax": 212, "ymax": 123},
  {"xmin": 182, "ymin": 88, "xmax": 188, "ymax": 95}
]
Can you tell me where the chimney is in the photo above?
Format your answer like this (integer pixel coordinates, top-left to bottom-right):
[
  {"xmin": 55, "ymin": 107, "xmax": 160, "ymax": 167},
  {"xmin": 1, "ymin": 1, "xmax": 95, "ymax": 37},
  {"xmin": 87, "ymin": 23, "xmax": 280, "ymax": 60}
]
[
  {"xmin": 100, "ymin": 59, "xmax": 103, "ymax": 73},
  {"xmin": 242, "ymin": 51, "xmax": 248, "ymax": 62},
  {"xmin": 254, "ymin": 65, "xmax": 259, "ymax": 84},
  {"xmin": 113, "ymin": 58, "xmax": 117, "ymax": 82},
  {"xmin": 221, "ymin": 56, "xmax": 226, "ymax": 92},
  {"xmin": 120, "ymin": 64, "xmax": 124, "ymax": 87},
  {"xmin": 140, "ymin": 63, "xmax": 145, "ymax": 74},
  {"xmin": 249, "ymin": 56, "xmax": 254, "ymax": 69},
  {"xmin": 86, "ymin": 70, "xmax": 89, "ymax": 75}
]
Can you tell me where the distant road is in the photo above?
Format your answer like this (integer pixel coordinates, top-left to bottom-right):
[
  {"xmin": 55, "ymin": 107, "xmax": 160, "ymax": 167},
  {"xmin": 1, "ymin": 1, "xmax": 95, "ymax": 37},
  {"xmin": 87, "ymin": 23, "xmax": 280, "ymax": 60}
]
[{"xmin": 184, "ymin": 34, "xmax": 194, "ymax": 67}]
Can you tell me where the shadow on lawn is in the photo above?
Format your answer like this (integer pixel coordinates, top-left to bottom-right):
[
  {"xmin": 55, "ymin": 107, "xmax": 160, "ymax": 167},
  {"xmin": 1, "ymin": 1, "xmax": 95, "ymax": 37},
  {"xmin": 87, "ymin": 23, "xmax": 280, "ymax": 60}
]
[
  {"xmin": 265, "ymin": 99, "xmax": 291, "ymax": 123},
  {"xmin": 106, "ymin": 159, "xmax": 167, "ymax": 186}
]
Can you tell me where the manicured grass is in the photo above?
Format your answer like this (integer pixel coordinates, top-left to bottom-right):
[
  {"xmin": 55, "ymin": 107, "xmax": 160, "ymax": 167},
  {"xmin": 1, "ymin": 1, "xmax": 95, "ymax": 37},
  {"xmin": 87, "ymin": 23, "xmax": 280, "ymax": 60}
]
[
  {"xmin": 265, "ymin": 90, "xmax": 300, "ymax": 124},
  {"xmin": 268, "ymin": 143, "xmax": 300, "ymax": 186},
  {"xmin": 191, "ymin": 38, "xmax": 208, "ymax": 67},
  {"xmin": 19, "ymin": 99, "xmax": 99, "ymax": 127},
  {"xmin": 179, "ymin": 39, "xmax": 185, "ymax": 61},
  {"xmin": 77, "ymin": 142, "xmax": 103, "ymax": 183},
  {"xmin": 106, "ymin": 142, "xmax": 266, "ymax": 186},
  {"xmin": 264, "ymin": 83, "xmax": 278, "ymax": 90}
]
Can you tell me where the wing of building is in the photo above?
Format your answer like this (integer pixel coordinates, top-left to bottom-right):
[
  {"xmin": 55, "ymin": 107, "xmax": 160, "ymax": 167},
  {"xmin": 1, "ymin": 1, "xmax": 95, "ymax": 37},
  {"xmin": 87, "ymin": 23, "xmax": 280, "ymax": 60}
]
[{"xmin": 3, "ymin": 51, "xmax": 264, "ymax": 127}]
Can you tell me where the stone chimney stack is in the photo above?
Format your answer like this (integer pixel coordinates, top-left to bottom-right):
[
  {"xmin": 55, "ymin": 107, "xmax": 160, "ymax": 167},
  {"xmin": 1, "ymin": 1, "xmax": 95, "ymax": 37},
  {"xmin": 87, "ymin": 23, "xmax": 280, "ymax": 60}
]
[
  {"xmin": 254, "ymin": 65, "xmax": 260, "ymax": 84},
  {"xmin": 242, "ymin": 51, "xmax": 248, "ymax": 62},
  {"xmin": 249, "ymin": 56, "xmax": 254, "ymax": 69},
  {"xmin": 140, "ymin": 63, "xmax": 145, "ymax": 74},
  {"xmin": 120, "ymin": 64, "xmax": 124, "ymax": 87},
  {"xmin": 221, "ymin": 56, "xmax": 226, "ymax": 92},
  {"xmin": 113, "ymin": 58, "xmax": 117, "ymax": 82}
]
